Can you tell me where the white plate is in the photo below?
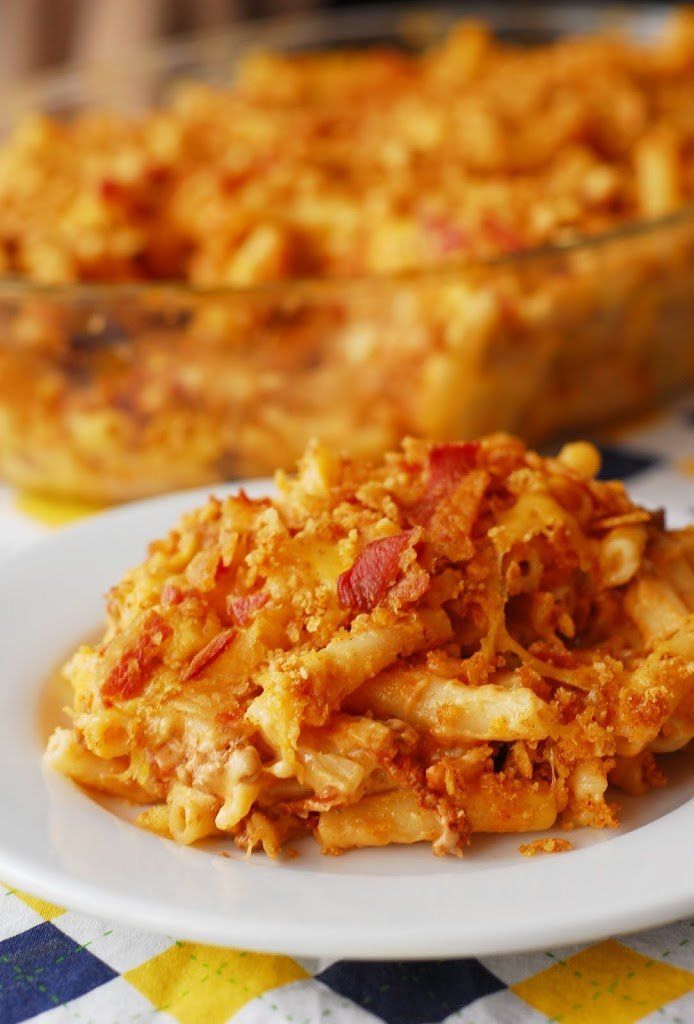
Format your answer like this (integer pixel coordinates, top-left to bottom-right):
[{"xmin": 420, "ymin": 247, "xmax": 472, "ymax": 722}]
[{"xmin": 0, "ymin": 483, "xmax": 691, "ymax": 960}]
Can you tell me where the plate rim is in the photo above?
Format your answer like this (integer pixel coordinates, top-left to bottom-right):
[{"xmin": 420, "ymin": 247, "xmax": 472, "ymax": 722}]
[{"xmin": 0, "ymin": 835, "xmax": 692, "ymax": 960}]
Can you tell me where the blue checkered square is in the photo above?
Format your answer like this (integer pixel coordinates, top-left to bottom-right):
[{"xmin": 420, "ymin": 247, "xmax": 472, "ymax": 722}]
[
  {"xmin": 317, "ymin": 958, "xmax": 505, "ymax": 1023},
  {"xmin": 0, "ymin": 921, "xmax": 117, "ymax": 1024}
]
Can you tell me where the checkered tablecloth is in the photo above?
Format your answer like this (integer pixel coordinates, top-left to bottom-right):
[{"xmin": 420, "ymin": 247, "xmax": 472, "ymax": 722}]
[{"xmin": 0, "ymin": 400, "xmax": 692, "ymax": 1024}]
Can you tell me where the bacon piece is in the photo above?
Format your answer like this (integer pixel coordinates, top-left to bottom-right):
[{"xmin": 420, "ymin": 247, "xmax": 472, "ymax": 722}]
[
  {"xmin": 387, "ymin": 562, "xmax": 431, "ymax": 609},
  {"xmin": 410, "ymin": 443, "xmax": 488, "ymax": 561},
  {"xmin": 99, "ymin": 178, "xmax": 124, "ymax": 203},
  {"xmin": 421, "ymin": 213, "xmax": 472, "ymax": 256},
  {"xmin": 147, "ymin": 165, "xmax": 170, "ymax": 187},
  {"xmin": 216, "ymin": 704, "xmax": 243, "ymax": 727},
  {"xmin": 102, "ymin": 612, "xmax": 172, "ymax": 702},
  {"xmin": 337, "ymin": 532, "xmax": 415, "ymax": 612},
  {"xmin": 183, "ymin": 628, "xmax": 237, "ymax": 681},
  {"xmin": 429, "ymin": 469, "xmax": 490, "ymax": 562},
  {"xmin": 227, "ymin": 591, "xmax": 268, "ymax": 626},
  {"xmin": 481, "ymin": 214, "xmax": 525, "ymax": 252},
  {"xmin": 99, "ymin": 177, "xmax": 152, "ymax": 219},
  {"xmin": 410, "ymin": 442, "xmax": 480, "ymax": 524},
  {"xmin": 428, "ymin": 442, "xmax": 480, "ymax": 486},
  {"xmin": 161, "ymin": 583, "xmax": 183, "ymax": 606}
]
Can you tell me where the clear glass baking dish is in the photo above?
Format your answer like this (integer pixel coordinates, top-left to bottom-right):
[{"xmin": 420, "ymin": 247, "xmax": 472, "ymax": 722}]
[{"xmin": 0, "ymin": 4, "xmax": 693, "ymax": 502}]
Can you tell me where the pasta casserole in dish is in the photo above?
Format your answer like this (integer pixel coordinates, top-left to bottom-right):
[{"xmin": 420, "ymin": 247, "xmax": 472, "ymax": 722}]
[{"xmin": 1, "ymin": 7, "xmax": 694, "ymax": 499}]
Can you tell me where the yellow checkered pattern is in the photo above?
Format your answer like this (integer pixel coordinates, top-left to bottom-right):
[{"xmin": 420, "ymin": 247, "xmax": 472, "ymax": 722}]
[
  {"xmin": 126, "ymin": 942, "xmax": 308, "ymax": 1023},
  {"xmin": 513, "ymin": 940, "xmax": 693, "ymax": 1024},
  {"xmin": 0, "ymin": 884, "xmax": 692, "ymax": 1023}
]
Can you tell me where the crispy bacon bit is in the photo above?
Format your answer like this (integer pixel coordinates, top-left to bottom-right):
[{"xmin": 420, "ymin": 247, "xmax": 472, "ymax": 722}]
[
  {"xmin": 428, "ymin": 442, "xmax": 480, "ymax": 487},
  {"xmin": 337, "ymin": 532, "xmax": 415, "ymax": 612},
  {"xmin": 99, "ymin": 178, "xmax": 124, "ymax": 203},
  {"xmin": 99, "ymin": 178, "xmax": 152, "ymax": 219},
  {"xmin": 161, "ymin": 583, "xmax": 183, "ymax": 606},
  {"xmin": 411, "ymin": 440, "xmax": 487, "ymax": 552},
  {"xmin": 147, "ymin": 165, "xmax": 169, "ymax": 186},
  {"xmin": 387, "ymin": 562, "xmax": 431, "ymax": 609},
  {"xmin": 527, "ymin": 641, "xmax": 578, "ymax": 668},
  {"xmin": 481, "ymin": 214, "xmax": 525, "ymax": 252},
  {"xmin": 186, "ymin": 549, "xmax": 221, "ymax": 591},
  {"xmin": 183, "ymin": 628, "xmax": 237, "ymax": 681},
  {"xmin": 227, "ymin": 591, "xmax": 268, "ymax": 626},
  {"xmin": 519, "ymin": 838, "xmax": 572, "ymax": 856},
  {"xmin": 216, "ymin": 704, "xmax": 243, "ymax": 726},
  {"xmin": 421, "ymin": 212, "xmax": 472, "ymax": 256},
  {"xmin": 102, "ymin": 612, "xmax": 172, "ymax": 702},
  {"xmin": 420, "ymin": 468, "xmax": 489, "ymax": 562}
]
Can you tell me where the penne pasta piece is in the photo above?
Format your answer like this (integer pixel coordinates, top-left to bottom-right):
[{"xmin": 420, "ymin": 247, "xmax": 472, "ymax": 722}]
[
  {"xmin": 610, "ymin": 752, "xmax": 665, "ymax": 796},
  {"xmin": 635, "ymin": 129, "xmax": 683, "ymax": 218},
  {"xmin": 45, "ymin": 727, "xmax": 152, "ymax": 803},
  {"xmin": 599, "ymin": 526, "xmax": 647, "ymax": 588},
  {"xmin": 136, "ymin": 804, "xmax": 172, "ymax": 838},
  {"xmin": 246, "ymin": 608, "xmax": 451, "ymax": 763},
  {"xmin": 648, "ymin": 715, "xmax": 694, "ymax": 754},
  {"xmin": 317, "ymin": 789, "xmax": 443, "ymax": 853},
  {"xmin": 625, "ymin": 577, "xmax": 690, "ymax": 643},
  {"xmin": 462, "ymin": 776, "xmax": 559, "ymax": 833},
  {"xmin": 317, "ymin": 774, "xmax": 560, "ymax": 855},
  {"xmin": 74, "ymin": 709, "xmax": 131, "ymax": 759},
  {"xmin": 167, "ymin": 783, "xmax": 221, "ymax": 845},
  {"xmin": 614, "ymin": 619, "xmax": 694, "ymax": 756},
  {"xmin": 349, "ymin": 668, "xmax": 555, "ymax": 742},
  {"xmin": 563, "ymin": 761, "xmax": 616, "ymax": 828},
  {"xmin": 298, "ymin": 714, "xmax": 399, "ymax": 802},
  {"xmin": 216, "ymin": 784, "xmax": 261, "ymax": 833}
]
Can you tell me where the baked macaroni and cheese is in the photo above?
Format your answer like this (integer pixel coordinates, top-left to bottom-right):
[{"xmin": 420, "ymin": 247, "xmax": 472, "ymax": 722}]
[
  {"xmin": 1, "ymin": 12, "xmax": 694, "ymax": 500},
  {"xmin": 3, "ymin": 13, "xmax": 694, "ymax": 284},
  {"xmin": 46, "ymin": 436, "xmax": 694, "ymax": 856}
]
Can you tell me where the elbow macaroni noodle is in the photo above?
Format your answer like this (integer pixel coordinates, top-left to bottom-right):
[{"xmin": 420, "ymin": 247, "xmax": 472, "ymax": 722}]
[{"xmin": 45, "ymin": 434, "xmax": 694, "ymax": 856}]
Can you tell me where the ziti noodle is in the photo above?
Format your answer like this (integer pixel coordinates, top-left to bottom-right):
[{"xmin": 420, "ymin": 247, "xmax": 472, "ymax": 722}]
[{"xmin": 45, "ymin": 436, "xmax": 694, "ymax": 856}]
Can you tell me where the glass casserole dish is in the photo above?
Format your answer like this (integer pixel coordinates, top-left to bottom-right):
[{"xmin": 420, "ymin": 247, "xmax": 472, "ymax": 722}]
[{"xmin": 0, "ymin": 4, "xmax": 693, "ymax": 503}]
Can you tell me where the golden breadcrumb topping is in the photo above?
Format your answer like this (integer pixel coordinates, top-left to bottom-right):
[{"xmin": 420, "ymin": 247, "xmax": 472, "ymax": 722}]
[{"xmin": 519, "ymin": 838, "xmax": 573, "ymax": 856}]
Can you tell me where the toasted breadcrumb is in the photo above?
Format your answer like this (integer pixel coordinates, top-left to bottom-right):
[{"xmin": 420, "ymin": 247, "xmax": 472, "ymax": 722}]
[{"xmin": 519, "ymin": 838, "xmax": 573, "ymax": 856}]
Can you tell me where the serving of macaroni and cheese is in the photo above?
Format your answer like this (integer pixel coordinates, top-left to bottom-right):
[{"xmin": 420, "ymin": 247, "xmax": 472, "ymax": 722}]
[
  {"xmin": 1, "ymin": 11, "xmax": 694, "ymax": 499},
  {"xmin": 46, "ymin": 436, "xmax": 694, "ymax": 856}
]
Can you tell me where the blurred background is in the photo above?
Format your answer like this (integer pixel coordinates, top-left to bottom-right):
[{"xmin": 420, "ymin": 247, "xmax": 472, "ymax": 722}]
[
  {"xmin": 0, "ymin": 0, "xmax": 691, "ymax": 507},
  {"xmin": 2, "ymin": 1, "xmax": 349, "ymax": 83},
  {"xmin": 2, "ymin": 0, "xmax": 674, "ymax": 82}
]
